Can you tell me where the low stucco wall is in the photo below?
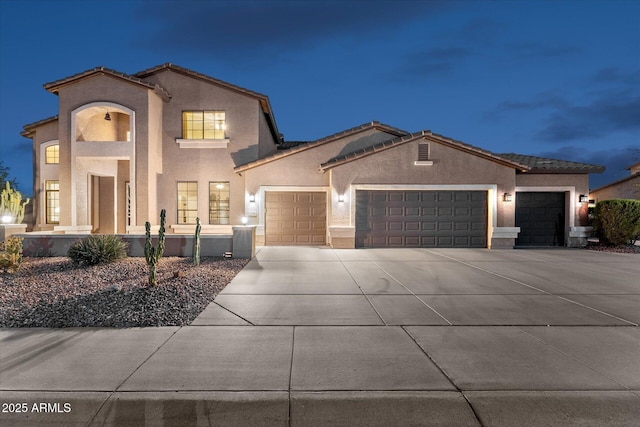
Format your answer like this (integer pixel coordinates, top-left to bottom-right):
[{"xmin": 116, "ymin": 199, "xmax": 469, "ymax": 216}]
[{"xmin": 20, "ymin": 227, "xmax": 255, "ymax": 258}]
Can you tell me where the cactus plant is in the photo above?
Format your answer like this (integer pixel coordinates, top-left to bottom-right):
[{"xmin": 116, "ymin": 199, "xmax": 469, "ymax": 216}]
[
  {"xmin": 193, "ymin": 217, "xmax": 201, "ymax": 266},
  {"xmin": 0, "ymin": 236, "xmax": 23, "ymax": 273},
  {"xmin": 145, "ymin": 209, "xmax": 166, "ymax": 285},
  {"xmin": 0, "ymin": 182, "xmax": 30, "ymax": 224}
]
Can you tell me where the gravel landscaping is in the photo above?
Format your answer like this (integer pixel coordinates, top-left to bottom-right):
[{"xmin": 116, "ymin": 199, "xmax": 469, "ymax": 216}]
[{"xmin": 0, "ymin": 257, "xmax": 249, "ymax": 328}]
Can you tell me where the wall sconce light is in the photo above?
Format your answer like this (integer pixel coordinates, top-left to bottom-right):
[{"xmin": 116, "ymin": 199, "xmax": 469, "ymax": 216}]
[
  {"xmin": 579, "ymin": 194, "xmax": 589, "ymax": 203},
  {"xmin": 241, "ymin": 216, "xmax": 248, "ymax": 225},
  {"xmin": 249, "ymin": 194, "xmax": 255, "ymax": 203},
  {"xmin": 503, "ymin": 193, "xmax": 513, "ymax": 202},
  {"xmin": 104, "ymin": 111, "xmax": 111, "ymax": 121},
  {"xmin": 338, "ymin": 194, "xmax": 345, "ymax": 203}
]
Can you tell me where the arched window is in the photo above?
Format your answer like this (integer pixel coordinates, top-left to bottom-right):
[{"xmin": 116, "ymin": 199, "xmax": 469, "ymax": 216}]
[{"xmin": 45, "ymin": 144, "xmax": 59, "ymax": 164}]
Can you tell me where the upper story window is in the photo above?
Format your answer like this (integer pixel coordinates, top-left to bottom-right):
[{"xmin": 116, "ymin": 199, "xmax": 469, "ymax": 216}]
[
  {"xmin": 182, "ymin": 111, "xmax": 226, "ymax": 140},
  {"xmin": 45, "ymin": 144, "xmax": 59, "ymax": 164}
]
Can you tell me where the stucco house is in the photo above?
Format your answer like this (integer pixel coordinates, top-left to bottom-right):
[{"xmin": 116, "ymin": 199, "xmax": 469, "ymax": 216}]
[
  {"xmin": 22, "ymin": 63, "xmax": 604, "ymax": 249},
  {"xmin": 589, "ymin": 162, "xmax": 640, "ymax": 202}
]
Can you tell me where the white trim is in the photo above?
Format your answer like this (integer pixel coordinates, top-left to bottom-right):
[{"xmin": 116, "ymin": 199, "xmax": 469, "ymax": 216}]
[{"xmin": 176, "ymin": 138, "xmax": 230, "ymax": 148}]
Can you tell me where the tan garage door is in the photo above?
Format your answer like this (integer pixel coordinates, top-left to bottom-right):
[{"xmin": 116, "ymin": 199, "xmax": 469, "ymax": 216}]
[{"xmin": 265, "ymin": 191, "xmax": 326, "ymax": 245}]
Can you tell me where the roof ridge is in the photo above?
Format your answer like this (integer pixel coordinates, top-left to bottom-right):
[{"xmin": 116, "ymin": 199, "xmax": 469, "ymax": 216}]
[
  {"xmin": 234, "ymin": 121, "xmax": 410, "ymax": 173},
  {"xmin": 133, "ymin": 63, "xmax": 270, "ymax": 99},
  {"xmin": 320, "ymin": 130, "xmax": 532, "ymax": 171},
  {"xmin": 43, "ymin": 66, "xmax": 171, "ymax": 100}
]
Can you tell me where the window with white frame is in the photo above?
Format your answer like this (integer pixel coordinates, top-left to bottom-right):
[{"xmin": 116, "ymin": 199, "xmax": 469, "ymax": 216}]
[
  {"xmin": 209, "ymin": 182, "xmax": 230, "ymax": 225},
  {"xmin": 45, "ymin": 144, "xmax": 59, "ymax": 164},
  {"xmin": 182, "ymin": 111, "xmax": 226, "ymax": 140},
  {"xmin": 177, "ymin": 181, "xmax": 198, "ymax": 224},
  {"xmin": 45, "ymin": 180, "xmax": 60, "ymax": 224}
]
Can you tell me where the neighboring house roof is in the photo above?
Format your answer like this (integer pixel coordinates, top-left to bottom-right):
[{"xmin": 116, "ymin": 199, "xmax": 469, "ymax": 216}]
[
  {"xmin": 21, "ymin": 115, "xmax": 59, "ymax": 138},
  {"xmin": 319, "ymin": 131, "xmax": 532, "ymax": 172},
  {"xmin": 498, "ymin": 153, "xmax": 605, "ymax": 174},
  {"xmin": 235, "ymin": 121, "xmax": 409, "ymax": 173},
  {"xmin": 590, "ymin": 172, "xmax": 640, "ymax": 194},
  {"xmin": 134, "ymin": 63, "xmax": 281, "ymax": 143},
  {"xmin": 43, "ymin": 66, "xmax": 171, "ymax": 101}
]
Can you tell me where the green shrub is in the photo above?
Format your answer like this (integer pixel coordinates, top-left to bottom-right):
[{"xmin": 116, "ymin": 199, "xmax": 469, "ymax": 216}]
[
  {"xmin": 68, "ymin": 235, "xmax": 128, "ymax": 266},
  {"xmin": 0, "ymin": 236, "xmax": 23, "ymax": 273},
  {"xmin": 593, "ymin": 199, "xmax": 640, "ymax": 245}
]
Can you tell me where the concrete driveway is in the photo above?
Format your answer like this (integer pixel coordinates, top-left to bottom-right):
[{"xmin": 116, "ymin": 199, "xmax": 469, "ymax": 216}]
[{"xmin": 1, "ymin": 247, "xmax": 639, "ymax": 426}]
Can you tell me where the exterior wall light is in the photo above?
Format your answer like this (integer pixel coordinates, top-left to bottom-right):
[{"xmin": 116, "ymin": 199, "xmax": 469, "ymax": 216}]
[
  {"xmin": 579, "ymin": 194, "xmax": 589, "ymax": 203},
  {"xmin": 503, "ymin": 193, "xmax": 513, "ymax": 202},
  {"xmin": 249, "ymin": 194, "xmax": 255, "ymax": 203},
  {"xmin": 1, "ymin": 214, "xmax": 13, "ymax": 224},
  {"xmin": 241, "ymin": 216, "xmax": 248, "ymax": 224},
  {"xmin": 338, "ymin": 194, "xmax": 345, "ymax": 203}
]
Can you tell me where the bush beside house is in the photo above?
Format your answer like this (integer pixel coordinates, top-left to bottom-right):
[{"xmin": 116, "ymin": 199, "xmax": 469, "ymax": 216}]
[{"xmin": 593, "ymin": 199, "xmax": 640, "ymax": 245}]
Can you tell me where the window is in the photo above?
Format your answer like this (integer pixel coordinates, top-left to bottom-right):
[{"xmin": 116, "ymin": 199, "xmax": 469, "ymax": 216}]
[
  {"xmin": 45, "ymin": 180, "xmax": 60, "ymax": 224},
  {"xmin": 177, "ymin": 181, "xmax": 198, "ymax": 224},
  {"xmin": 182, "ymin": 111, "xmax": 226, "ymax": 140},
  {"xmin": 45, "ymin": 144, "xmax": 59, "ymax": 164},
  {"xmin": 209, "ymin": 182, "xmax": 230, "ymax": 225}
]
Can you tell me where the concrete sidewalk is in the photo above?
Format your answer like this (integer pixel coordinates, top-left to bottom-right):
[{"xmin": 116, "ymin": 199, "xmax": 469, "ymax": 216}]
[{"xmin": 1, "ymin": 247, "xmax": 639, "ymax": 426}]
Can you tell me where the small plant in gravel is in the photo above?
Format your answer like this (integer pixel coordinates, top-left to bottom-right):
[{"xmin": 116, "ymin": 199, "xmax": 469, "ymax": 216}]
[
  {"xmin": 0, "ymin": 236, "xmax": 23, "ymax": 273},
  {"xmin": 67, "ymin": 235, "xmax": 128, "ymax": 266},
  {"xmin": 145, "ymin": 209, "xmax": 166, "ymax": 285}
]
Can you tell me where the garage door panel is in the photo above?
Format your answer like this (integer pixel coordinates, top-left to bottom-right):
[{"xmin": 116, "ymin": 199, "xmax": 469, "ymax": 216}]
[
  {"xmin": 265, "ymin": 191, "xmax": 326, "ymax": 246},
  {"xmin": 516, "ymin": 192, "xmax": 565, "ymax": 247},
  {"xmin": 356, "ymin": 190, "xmax": 487, "ymax": 248}
]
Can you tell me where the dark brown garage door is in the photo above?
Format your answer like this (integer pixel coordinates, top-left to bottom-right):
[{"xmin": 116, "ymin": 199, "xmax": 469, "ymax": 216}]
[
  {"xmin": 516, "ymin": 192, "xmax": 565, "ymax": 247},
  {"xmin": 355, "ymin": 190, "xmax": 487, "ymax": 248},
  {"xmin": 265, "ymin": 191, "xmax": 326, "ymax": 245}
]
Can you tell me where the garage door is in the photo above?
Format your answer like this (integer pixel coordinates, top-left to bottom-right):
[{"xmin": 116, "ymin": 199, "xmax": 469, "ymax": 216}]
[
  {"xmin": 265, "ymin": 191, "xmax": 326, "ymax": 245},
  {"xmin": 516, "ymin": 192, "xmax": 565, "ymax": 247},
  {"xmin": 355, "ymin": 190, "xmax": 487, "ymax": 248}
]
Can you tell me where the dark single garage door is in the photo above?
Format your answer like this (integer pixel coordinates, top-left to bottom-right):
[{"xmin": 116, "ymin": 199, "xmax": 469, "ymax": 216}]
[
  {"xmin": 515, "ymin": 192, "xmax": 565, "ymax": 247},
  {"xmin": 265, "ymin": 191, "xmax": 326, "ymax": 245},
  {"xmin": 355, "ymin": 190, "xmax": 487, "ymax": 248}
]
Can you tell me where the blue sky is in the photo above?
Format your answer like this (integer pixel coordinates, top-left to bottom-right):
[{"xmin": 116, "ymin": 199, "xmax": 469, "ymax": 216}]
[{"xmin": 1, "ymin": 0, "xmax": 638, "ymax": 195}]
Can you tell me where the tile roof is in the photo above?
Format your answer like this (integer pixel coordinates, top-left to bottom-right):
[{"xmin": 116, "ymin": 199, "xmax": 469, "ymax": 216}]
[
  {"xmin": 590, "ymin": 172, "xmax": 640, "ymax": 193},
  {"xmin": 277, "ymin": 141, "xmax": 310, "ymax": 150},
  {"xmin": 21, "ymin": 115, "xmax": 59, "ymax": 138},
  {"xmin": 498, "ymin": 153, "xmax": 605, "ymax": 173},
  {"xmin": 234, "ymin": 121, "xmax": 409, "ymax": 173},
  {"xmin": 320, "ymin": 131, "xmax": 532, "ymax": 171},
  {"xmin": 135, "ymin": 63, "xmax": 269, "ymax": 100},
  {"xmin": 43, "ymin": 66, "xmax": 171, "ymax": 101}
]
